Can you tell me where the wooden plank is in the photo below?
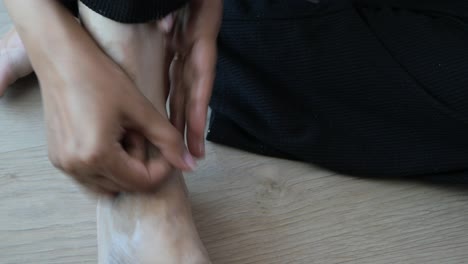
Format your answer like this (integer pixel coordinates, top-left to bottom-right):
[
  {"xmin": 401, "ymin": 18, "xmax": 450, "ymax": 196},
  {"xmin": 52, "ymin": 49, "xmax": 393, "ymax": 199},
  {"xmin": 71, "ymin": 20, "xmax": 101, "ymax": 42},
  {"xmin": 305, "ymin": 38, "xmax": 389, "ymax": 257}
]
[
  {"xmin": 0, "ymin": 146, "xmax": 97, "ymax": 264},
  {"xmin": 188, "ymin": 146, "xmax": 468, "ymax": 264}
]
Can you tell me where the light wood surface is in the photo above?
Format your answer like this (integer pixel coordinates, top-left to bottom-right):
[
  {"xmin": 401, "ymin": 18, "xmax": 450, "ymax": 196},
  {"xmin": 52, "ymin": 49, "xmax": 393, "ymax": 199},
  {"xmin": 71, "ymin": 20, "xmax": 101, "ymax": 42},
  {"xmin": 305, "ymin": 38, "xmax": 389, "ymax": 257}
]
[{"xmin": 1, "ymin": 4, "xmax": 468, "ymax": 264}]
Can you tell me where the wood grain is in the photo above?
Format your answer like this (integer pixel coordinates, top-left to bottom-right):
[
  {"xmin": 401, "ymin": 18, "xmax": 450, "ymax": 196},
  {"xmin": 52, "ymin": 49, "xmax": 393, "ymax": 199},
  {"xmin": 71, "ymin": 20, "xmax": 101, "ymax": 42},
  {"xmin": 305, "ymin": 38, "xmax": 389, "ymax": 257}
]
[{"xmin": 0, "ymin": 3, "xmax": 467, "ymax": 264}]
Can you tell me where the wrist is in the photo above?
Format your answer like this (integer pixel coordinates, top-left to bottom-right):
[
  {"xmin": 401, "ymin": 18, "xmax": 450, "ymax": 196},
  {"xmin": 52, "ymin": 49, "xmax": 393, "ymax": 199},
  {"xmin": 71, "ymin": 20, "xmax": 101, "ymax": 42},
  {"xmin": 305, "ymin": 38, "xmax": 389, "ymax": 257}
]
[{"xmin": 5, "ymin": 1, "xmax": 98, "ymax": 75}]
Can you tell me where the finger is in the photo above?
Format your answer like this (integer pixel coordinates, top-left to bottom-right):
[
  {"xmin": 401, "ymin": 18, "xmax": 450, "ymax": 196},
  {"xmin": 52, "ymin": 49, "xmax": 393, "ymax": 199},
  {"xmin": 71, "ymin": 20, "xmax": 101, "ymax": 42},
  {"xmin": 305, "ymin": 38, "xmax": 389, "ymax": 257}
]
[
  {"xmin": 124, "ymin": 133, "xmax": 172, "ymax": 189},
  {"xmin": 146, "ymin": 144, "xmax": 173, "ymax": 188},
  {"xmin": 92, "ymin": 175, "xmax": 127, "ymax": 193},
  {"xmin": 126, "ymin": 96, "xmax": 196, "ymax": 171},
  {"xmin": 168, "ymin": 8, "xmax": 187, "ymax": 135},
  {"xmin": 169, "ymin": 55, "xmax": 187, "ymax": 134},
  {"xmin": 61, "ymin": 152, "xmax": 130, "ymax": 194},
  {"xmin": 72, "ymin": 176, "xmax": 118, "ymax": 197},
  {"xmin": 185, "ymin": 39, "xmax": 217, "ymax": 158},
  {"xmin": 81, "ymin": 184, "xmax": 114, "ymax": 198},
  {"xmin": 99, "ymin": 133, "xmax": 168, "ymax": 193},
  {"xmin": 147, "ymin": 158, "xmax": 173, "ymax": 188},
  {"xmin": 103, "ymin": 143, "xmax": 175, "ymax": 192}
]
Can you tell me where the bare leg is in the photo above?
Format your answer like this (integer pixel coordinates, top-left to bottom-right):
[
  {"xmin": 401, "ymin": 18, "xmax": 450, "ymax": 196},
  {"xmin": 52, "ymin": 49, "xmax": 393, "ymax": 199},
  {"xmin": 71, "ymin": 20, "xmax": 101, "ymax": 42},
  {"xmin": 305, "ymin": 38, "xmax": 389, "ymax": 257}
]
[
  {"xmin": 78, "ymin": 3, "xmax": 210, "ymax": 264},
  {"xmin": 0, "ymin": 28, "xmax": 33, "ymax": 96}
]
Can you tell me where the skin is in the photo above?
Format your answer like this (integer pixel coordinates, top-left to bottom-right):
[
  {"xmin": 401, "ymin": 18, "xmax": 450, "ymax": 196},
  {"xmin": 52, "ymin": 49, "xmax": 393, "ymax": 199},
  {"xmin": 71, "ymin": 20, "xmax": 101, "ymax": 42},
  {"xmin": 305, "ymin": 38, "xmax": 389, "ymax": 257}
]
[
  {"xmin": 3, "ymin": 0, "xmax": 195, "ymax": 194},
  {"xmin": 166, "ymin": 0, "xmax": 223, "ymax": 158},
  {"xmin": 0, "ymin": 1, "xmax": 221, "ymax": 262},
  {"xmin": 78, "ymin": 3, "xmax": 210, "ymax": 263},
  {"xmin": 0, "ymin": 0, "xmax": 222, "ymax": 194}
]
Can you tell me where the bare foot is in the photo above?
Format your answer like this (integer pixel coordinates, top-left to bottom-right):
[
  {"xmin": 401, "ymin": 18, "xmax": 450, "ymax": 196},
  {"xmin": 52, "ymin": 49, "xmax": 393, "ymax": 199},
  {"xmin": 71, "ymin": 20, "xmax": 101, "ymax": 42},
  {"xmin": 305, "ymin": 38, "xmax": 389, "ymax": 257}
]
[
  {"xmin": 97, "ymin": 175, "xmax": 209, "ymax": 264},
  {"xmin": 79, "ymin": 3, "xmax": 210, "ymax": 264},
  {"xmin": 0, "ymin": 28, "xmax": 33, "ymax": 96}
]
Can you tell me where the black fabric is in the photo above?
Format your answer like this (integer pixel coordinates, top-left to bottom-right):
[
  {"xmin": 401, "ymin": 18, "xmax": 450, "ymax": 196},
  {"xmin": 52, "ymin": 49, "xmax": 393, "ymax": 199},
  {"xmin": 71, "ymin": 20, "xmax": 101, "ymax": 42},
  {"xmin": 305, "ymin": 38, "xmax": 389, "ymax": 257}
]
[
  {"xmin": 60, "ymin": 0, "xmax": 188, "ymax": 23},
  {"xmin": 79, "ymin": 0, "xmax": 187, "ymax": 23},
  {"xmin": 61, "ymin": 0, "xmax": 78, "ymax": 16},
  {"xmin": 208, "ymin": 0, "xmax": 468, "ymax": 182},
  {"xmin": 57, "ymin": 0, "xmax": 468, "ymax": 182}
]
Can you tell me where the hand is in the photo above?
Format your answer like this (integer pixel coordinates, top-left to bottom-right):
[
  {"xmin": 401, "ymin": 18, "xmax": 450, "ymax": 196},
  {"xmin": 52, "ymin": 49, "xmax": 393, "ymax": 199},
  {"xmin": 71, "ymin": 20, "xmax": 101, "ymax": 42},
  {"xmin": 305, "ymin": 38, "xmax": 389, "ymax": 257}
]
[
  {"xmin": 39, "ymin": 47, "xmax": 196, "ymax": 194},
  {"xmin": 161, "ymin": 0, "xmax": 223, "ymax": 158},
  {"xmin": 4, "ymin": 0, "xmax": 195, "ymax": 194}
]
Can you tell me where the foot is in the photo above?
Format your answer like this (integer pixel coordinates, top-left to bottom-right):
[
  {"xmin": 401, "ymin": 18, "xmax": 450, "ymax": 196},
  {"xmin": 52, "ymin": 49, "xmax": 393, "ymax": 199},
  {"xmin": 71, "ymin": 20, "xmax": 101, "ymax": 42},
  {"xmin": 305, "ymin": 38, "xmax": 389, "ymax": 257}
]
[
  {"xmin": 0, "ymin": 28, "xmax": 33, "ymax": 96},
  {"xmin": 97, "ymin": 175, "xmax": 209, "ymax": 264},
  {"xmin": 79, "ymin": 3, "xmax": 210, "ymax": 264}
]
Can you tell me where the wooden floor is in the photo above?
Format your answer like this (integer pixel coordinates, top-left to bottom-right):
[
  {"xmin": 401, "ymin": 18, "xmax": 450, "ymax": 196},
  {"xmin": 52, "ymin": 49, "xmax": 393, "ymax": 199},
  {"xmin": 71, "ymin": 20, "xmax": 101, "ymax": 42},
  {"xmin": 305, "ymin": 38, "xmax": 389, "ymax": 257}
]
[{"xmin": 1, "ymin": 5, "xmax": 468, "ymax": 264}]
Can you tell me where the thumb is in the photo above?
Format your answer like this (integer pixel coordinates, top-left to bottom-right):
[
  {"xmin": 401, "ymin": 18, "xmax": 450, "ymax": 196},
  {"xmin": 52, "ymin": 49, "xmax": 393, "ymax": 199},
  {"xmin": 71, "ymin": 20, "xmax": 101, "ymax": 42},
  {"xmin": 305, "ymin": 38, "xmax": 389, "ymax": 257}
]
[{"xmin": 126, "ymin": 97, "xmax": 197, "ymax": 171}]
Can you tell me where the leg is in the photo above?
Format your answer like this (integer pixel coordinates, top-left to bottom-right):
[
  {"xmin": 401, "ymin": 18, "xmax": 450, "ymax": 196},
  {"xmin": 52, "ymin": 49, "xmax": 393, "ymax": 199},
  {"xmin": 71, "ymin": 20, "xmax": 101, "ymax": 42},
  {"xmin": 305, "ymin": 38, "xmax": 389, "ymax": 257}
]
[{"xmin": 78, "ymin": 3, "xmax": 210, "ymax": 264}]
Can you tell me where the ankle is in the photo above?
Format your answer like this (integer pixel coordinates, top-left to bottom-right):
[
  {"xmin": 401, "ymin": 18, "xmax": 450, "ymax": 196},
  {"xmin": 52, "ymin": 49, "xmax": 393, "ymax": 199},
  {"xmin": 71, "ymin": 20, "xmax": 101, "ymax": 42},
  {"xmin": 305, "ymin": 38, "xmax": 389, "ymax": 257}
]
[{"xmin": 99, "ymin": 175, "xmax": 210, "ymax": 264}]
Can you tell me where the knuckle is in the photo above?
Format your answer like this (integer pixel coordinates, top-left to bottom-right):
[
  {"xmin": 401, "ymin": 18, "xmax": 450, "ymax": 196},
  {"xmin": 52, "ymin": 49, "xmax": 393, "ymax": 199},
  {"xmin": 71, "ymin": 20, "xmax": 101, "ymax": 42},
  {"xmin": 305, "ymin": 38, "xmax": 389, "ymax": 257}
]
[
  {"xmin": 60, "ymin": 154, "xmax": 79, "ymax": 173},
  {"xmin": 78, "ymin": 147, "xmax": 103, "ymax": 167},
  {"xmin": 48, "ymin": 148, "xmax": 78, "ymax": 173},
  {"xmin": 58, "ymin": 145, "xmax": 103, "ymax": 173},
  {"xmin": 53, "ymin": 141, "xmax": 81, "ymax": 172}
]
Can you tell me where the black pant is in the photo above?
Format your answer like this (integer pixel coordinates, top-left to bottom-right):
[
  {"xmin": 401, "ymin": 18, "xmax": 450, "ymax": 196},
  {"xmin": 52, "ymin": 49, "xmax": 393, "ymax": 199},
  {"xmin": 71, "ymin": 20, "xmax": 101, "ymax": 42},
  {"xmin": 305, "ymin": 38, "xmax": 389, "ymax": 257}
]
[
  {"xmin": 63, "ymin": 0, "xmax": 468, "ymax": 182},
  {"xmin": 61, "ymin": 0, "xmax": 187, "ymax": 23}
]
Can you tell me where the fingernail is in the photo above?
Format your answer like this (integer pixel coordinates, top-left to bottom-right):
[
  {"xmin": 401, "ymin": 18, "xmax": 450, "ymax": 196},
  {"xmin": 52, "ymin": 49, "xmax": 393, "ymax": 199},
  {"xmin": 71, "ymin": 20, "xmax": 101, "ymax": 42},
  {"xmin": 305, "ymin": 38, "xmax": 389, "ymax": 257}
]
[
  {"xmin": 160, "ymin": 14, "xmax": 175, "ymax": 33},
  {"xmin": 184, "ymin": 151, "xmax": 197, "ymax": 170}
]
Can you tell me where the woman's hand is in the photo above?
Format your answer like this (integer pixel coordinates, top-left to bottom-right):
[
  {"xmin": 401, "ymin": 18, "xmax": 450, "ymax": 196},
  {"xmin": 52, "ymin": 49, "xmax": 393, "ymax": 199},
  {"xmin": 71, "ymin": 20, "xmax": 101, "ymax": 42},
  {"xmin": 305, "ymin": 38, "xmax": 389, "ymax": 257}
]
[
  {"xmin": 5, "ymin": 0, "xmax": 195, "ymax": 194},
  {"xmin": 162, "ymin": 0, "xmax": 223, "ymax": 158},
  {"xmin": 41, "ymin": 52, "xmax": 195, "ymax": 193}
]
